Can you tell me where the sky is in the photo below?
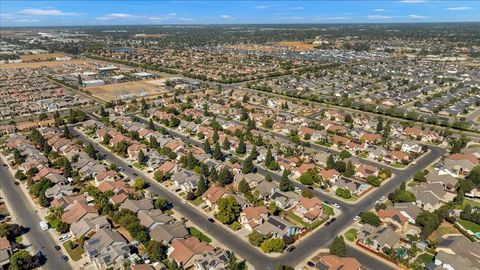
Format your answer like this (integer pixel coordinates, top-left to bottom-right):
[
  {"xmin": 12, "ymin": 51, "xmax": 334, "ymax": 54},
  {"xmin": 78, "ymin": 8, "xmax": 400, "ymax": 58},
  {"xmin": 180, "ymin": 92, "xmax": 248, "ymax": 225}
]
[{"xmin": 1, "ymin": 1, "xmax": 479, "ymax": 27}]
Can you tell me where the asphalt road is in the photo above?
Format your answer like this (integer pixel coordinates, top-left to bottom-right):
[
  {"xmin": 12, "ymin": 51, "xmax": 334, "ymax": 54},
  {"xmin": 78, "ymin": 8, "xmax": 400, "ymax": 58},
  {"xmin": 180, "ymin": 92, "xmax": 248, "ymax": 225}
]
[
  {"xmin": 0, "ymin": 159, "xmax": 72, "ymax": 270},
  {"xmin": 77, "ymin": 115, "xmax": 445, "ymax": 269}
]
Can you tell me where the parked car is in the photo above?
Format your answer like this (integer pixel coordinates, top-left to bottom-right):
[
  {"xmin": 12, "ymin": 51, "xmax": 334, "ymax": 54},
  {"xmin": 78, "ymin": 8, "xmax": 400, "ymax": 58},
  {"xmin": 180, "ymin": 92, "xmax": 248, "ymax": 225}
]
[
  {"xmin": 332, "ymin": 203, "xmax": 340, "ymax": 209},
  {"xmin": 39, "ymin": 221, "xmax": 49, "ymax": 231},
  {"xmin": 353, "ymin": 216, "xmax": 360, "ymax": 221},
  {"xmin": 60, "ymin": 255, "xmax": 68, "ymax": 262},
  {"xmin": 54, "ymin": 245, "xmax": 61, "ymax": 251},
  {"xmin": 286, "ymin": 245, "xmax": 296, "ymax": 252}
]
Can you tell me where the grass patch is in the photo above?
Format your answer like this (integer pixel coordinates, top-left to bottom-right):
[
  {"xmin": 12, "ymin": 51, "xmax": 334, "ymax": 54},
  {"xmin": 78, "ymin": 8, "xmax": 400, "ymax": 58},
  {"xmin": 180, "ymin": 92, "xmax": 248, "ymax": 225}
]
[
  {"xmin": 463, "ymin": 198, "xmax": 480, "ymax": 209},
  {"xmin": 15, "ymin": 236, "xmax": 23, "ymax": 243},
  {"xmin": 48, "ymin": 218, "xmax": 61, "ymax": 229},
  {"xmin": 165, "ymin": 209, "xmax": 174, "ymax": 215},
  {"xmin": 188, "ymin": 227, "xmax": 212, "ymax": 243},
  {"xmin": 417, "ymin": 253, "xmax": 434, "ymax": 265},
  {"xmin": 391, "ymin": 162, "xmax": 406, "ymax": 168},
  {"xmin": 344, "ymin": 228, "xmax": 358, "ymax": 242},
  {"xmin": 285, "ymin": 211, "xmax": 324, "ymax": 230},
  {"xmin": 358, "ymin": 153, "xmax": 368, "ymax": 158},
  {"xmin": 191, "ymin": 197, "xmax": 204, "ymax": 206},
  {"xmin": 132, "ymin": 162, "xmax": 145, "ymax": 170},
  {"xmin": 63, "ymin": 241, "xmax": 85, "ymax": 261},
  {"xmin": 428, "ymin": 222, "xmax": 459, "ymax": 242},
  {"xmin": 324, "ymin": 204, "xmax": 334, "ymax": 216},
  {"xmin": 458, "ymin": 219, "xmax": 480, "ymax": 233}
]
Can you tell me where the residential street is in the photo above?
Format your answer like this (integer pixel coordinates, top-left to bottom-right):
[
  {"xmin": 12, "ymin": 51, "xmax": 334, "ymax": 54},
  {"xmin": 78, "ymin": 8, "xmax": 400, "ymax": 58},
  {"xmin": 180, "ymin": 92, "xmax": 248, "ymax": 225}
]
[
  {"xmin": 0, "ymin": 158, "xmax": 73, "ymax": 270},
  {"xmin": 71, "ymin": 117, "xmax": 444, "ymax": 269}
]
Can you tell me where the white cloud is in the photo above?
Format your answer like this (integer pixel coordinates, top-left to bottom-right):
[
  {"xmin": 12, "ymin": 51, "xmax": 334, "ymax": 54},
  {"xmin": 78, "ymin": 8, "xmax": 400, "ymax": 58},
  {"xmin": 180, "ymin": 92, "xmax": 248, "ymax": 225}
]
[
  {"xmin": 291, "ymin": 7, "xmax": 304, "ymax": 10},
  {"xmin": 255, "ymin": 5, "xmax": 268, "ymax": 9},
  {"xmin": 374, "ymin": 9, "xmax": 387, "ymax": 12},
  {"xmin": 368, "ymin": 15, "xmax": 392, "ymax": 19},
  {"xmin": 220, "ymin": 15, "xmax": 233, "ymax": 19},
  {"xmin": 398, "ymin": 0, "xmax": 426, "ymax": 3},
  {"xmin": 16, "ymin": 8, "xmax": 81, "ymax": 16},
  {"xmin": 97, "ymin": 13, "xmax": 132, "ymax": 20},
  {"xmin": 447, "ymin": 6, "xmax": 471, "ymax": 11},
  {"xmin": 179, "ymin": 17, "xmax": 194, "ymax": 21},
  {"xmin": 409, "ymin": 14, "xmax": 427, "ymax": 18}
]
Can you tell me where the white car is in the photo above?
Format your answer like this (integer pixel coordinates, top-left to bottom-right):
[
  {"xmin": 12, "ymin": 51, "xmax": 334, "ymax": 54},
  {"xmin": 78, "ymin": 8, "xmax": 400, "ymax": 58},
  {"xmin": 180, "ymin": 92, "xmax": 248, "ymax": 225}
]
[
  {"xmin": 332, "ymin": 203, "xmax": 340, "ymax": 209},
  {"xmin": 379, "ymin": 196, "xmax": 386, "ymax": 201},
  {"xmin": 353, "ymin": 216, "xmax": 360, "ymax": 221},
  {"xmin": 39, "ymin": 221, "xmax": 49, "ymax": 231}
]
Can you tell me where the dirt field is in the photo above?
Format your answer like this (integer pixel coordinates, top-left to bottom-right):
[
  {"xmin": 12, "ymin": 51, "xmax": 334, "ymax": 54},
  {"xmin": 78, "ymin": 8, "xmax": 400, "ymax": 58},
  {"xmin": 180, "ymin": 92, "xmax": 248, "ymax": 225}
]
[
  {"xmin": 0, "ymin": 59, "xmax": 85, "ymax": 69},
  {"xmin": 19, "ymin": 53, "xmax": 66, "ymax": 61},
  {"xmin": 276, "ymin": 41, "xmax": 316, "ymax": 51},
  {"xmin": 87, "ymin": 78, "xmax": 173, "ymax": 101}
]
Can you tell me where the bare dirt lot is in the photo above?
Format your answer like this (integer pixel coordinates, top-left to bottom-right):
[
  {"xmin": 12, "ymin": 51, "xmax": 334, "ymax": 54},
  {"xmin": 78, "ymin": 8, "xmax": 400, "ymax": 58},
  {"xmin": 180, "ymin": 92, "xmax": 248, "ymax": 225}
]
[
  {"xmin": 275, "ymin": 41, "xmax": 316, "ymax": 51},
  {"xmin": 19, "ymin": 53, "xmax": 66, "ymax": 61},
  {"xmin": 0, "ymin": 59, "xmax": 85, "ymax": 69},
  {"xmin": 87, "ymin": 78, "xmax": 174, "ymax": 101}
]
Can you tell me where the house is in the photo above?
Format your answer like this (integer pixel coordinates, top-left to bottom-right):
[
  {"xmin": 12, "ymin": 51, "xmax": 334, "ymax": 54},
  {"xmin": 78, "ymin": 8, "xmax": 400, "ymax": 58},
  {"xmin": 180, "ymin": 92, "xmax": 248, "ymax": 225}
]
[
  {"xmin": 354, "ymin": 164, "xmax": 378, "ymax": 179},
  {"xmin": 233, "ymin": 173, "xmax": 264, "ymax": 189},
  {"xmin": 95, "ymin": 242, "xmax": 131, "ymax": 270},
  {"xmin": 157, "ymin": 161, "xmax": 177, "ymax": 174},
  {"xmin": 169, "ymin": 237, "xmax": 214, "ymax": 268},
  {"xmin": 191, "ymin": 249, "xmax": 230, "ymax": 270},
  {"xmin": 84, "ymin": 228, "xmax": 127, "ymax": 263},
  {"xmin": 411, "ymin": 182, "xmax": 453, "ymax": 211},
  {"xmin": 294, "ymin": 197, "xmax": 324, "ymax": 223},
  {"xmin": 270, "ymin": 190, "xmax": 300, "ymax": 210},
  {"xmin": 444, "ymin": 153, "xmax": 479, "ymax": 176},
  {"xmin": 425, "ymin": 171, "xmax": 457, "ymax": 191},
  {"xmin": 201, "ymin": 186, "xmax": 228, "ymax": 210},
  {"xmin": 388, "ymin": 202, "xmax": 422, "ymax": 224},
  {"xmin": 385, "ymin": 150, "xmax": 410, "ymax": 163},
  {"xmin": 61, "ymin": 202, "xmax": 98, "ymax": 224},
  {"xmin": 138, "ymin": 209, "xmax": 174, "ymax": 230},
  {"xmin": 433, "ymin": 235, "xmax": 480, "ymax": 270},
  {"xmin": 120, "ymin": 198, "xmax": 154, "ymax": 214},
  {"xmin": 0, "ymin": 237, "xmax": 12, "ymax": 267},
  {"xmin": 172, "ymin": 169, "xmax": 199, "ymax": 192},
  {"xmin": 240, "ymin": 206, "xmax": 269, "ymax": 231},
  {"xmin": 378, "ymin": 209, "xmax": 409, "ymax": 233},
  {"xmin": 128, "ymin": 143, "xmax": 148, "ymax": 160},
  {"xmin": 45, "ymin": 183, "xmax": 74, "ymax": 199},
  {"xmin": 149, "ymin": 222, "xmax": 189, "ymax": 244},
  {"xmin": 70, "ymin": 216, "xmax": 111, "ymax": 239},
  {"xmin": 360, "ymin": 133, "xmax": 382, "ymax": 144},
  {"xmin": 357, "ymin": 224, "xmax": 400, "ymax": 251},
  {"xmin": 94, "ymin": 170, "xmax": 118, "ymax": 185},
  {"xmin": 314, "ymin": 255, "xmax": 361, "ymax": 270},
  {"xmin": 255, "ymin": 216, "xmax": 300, "ymax": 238},
  {"xmin": 319, "ymin": 169, "xmax": 340, "ymax": 183},
  {"xmin": 403, "ymin": 127, "xmax": 422, "ymax": 138},
  {"xmin": 255, "ymin": 181, "xmax": 278, "ymax": 200},
  {"xmin": 401, "ymin": 141, "xmax": 423, "ymax": 154}
]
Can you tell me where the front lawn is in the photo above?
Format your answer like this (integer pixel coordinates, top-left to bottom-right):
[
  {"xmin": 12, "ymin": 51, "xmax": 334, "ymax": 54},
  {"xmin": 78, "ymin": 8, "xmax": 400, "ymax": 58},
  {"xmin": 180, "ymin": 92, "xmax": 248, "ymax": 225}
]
[
  {"xmin": 458, "ymin": 219, "xmax": 480, "ymax": 233},
  {"xmin": 15, "ymin": 236, "xmax": 23, "ymax": 243},
  {"xmin": 344, "ymin": 228, "xmax": 358, "ymax": 242},
  {"xmin": 48, "ymin": 218, "xmax": 61, "ymax": 229},
  {"xmin": 191, "ymin": 197, "xmax": 204, "ymax": 206},
  {"xmin": 132, "ymin": 162, "xmax": 145, "ymax": 170},
  {"xmin": 417, "ymin": 253, "xmax": 434, "ymax": 265},
  {"xmin": 285, "ymin": 211, "xmax": 324, "ymax": 230},
  {"xmin": 463, "ymin": 198, "xmax": 480, "ymax": 209},
  {"xmin": 324, "ymin": 204, "xmax": 334, "ymax": 216},
  {"xmin": 63, "ymin": 241, "xmax": 85, "ymax": 261},
  {"xmin": 188, "ymin": 227, "xmax": 212, "ymax": 243},
  {"xmin": 391, "ymin": 162, "xmax": 406, "ymax": 168}
]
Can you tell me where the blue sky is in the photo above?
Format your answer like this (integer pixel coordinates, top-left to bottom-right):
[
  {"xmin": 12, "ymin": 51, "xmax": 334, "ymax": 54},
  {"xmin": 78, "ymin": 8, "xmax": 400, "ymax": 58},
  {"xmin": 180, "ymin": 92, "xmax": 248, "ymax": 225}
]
[{"xmin": 1, "ymin": 1, "xmax": 479, "ymax": 27}]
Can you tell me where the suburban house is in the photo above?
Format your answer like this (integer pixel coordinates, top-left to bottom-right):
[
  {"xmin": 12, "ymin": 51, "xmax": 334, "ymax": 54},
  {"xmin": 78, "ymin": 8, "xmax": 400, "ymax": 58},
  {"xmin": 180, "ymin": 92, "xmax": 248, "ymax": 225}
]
[
  {"xmin": 358, "ymin": 224, "xmax": 400, "ymax": 252},
  {"xmin": 172, "ymin": 168, "xmax": 199, "ymax": 192},
  {"xmin": 239, "ymin": 206, "xmax": 269, "ymax": 231},
  {"xmin": 294, "ymin": 197, "xmax": 324, "ymax": 223},
  {"xmin": 168, "ymin": 237, "xmax": 214, "ymax": 268},
  {"xmin": 201, "ymin": 186, "xmax": 228, "ymax": 211},
  {"xmin": 149, "ymin": 221, "xmax": 189, "ymax": 244},
  {"xmin": 255, "ymin": 216, "xmax": 300, "ymax": 238},
  {"xmin": 433, "ymin": 235, "xmax": 480, "ymax": 270},
  {"xmin": 444, "ymin": 153, "xmax": 479, "ymax": 176}
]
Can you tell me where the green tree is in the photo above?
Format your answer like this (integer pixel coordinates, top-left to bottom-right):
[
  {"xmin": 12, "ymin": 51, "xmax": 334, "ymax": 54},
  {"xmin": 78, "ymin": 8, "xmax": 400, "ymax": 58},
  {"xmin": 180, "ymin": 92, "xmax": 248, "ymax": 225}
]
[
  {"xmin": 367, "ymin": 175, "xmax": 380, "ymax": 187},
  {"xmin": 330, "ymin": 236, "xmax": 346, "ymax": 257},
  {"xmin": 203, "ymin": 139, "xmax": 211, "ymax": 154},
  {"xmin": 260, "ymin": 238, "xmax": 285, "ymax": 253},
  {"xmin": 195, "ymin": 176, "xmax": 208, "ymax": 197},
  {"xmin": 213, "ymin": 142, "xmax": 224, "ymax": 161},
  {"xmin": 103, "ymin": 133, "xmax": 111, "ymax": 145},
  {"xmin": 85, "ymin": 143, "xmax": 97, "ymax": 159},
  {"xmin": 218, "ymin": 167, "xmax": 233, "ymax": 187},
  {"xmin": 326, "ymin": 154, "xmax": 335, "ymax": 169},
  {"xmin": 236, "ymin": 137, "xmax": 246, "ymax": 154},
  {"xmin": 222, "ymin": 137, "xmax": 231, "ymax": 150},
  {"xmin": 137, "ymin": 149, "xmax": 145, "ymax": 164},
  {"xmin": 215, "ymin": 196, "xmax": 241, "ymax": 224},
  {"xmin": 133, "ymin": 178, "xmax": 146, "ymax": 190},
  {"xmin": 145, "ymin": 241, "xmax": 166, "ymax": 262},
  {"xmin": 248, "ymin": 231, "xmax": 265, "ymax": 247},
  {"xmin": 344, "ymin": 160, "xmax": 355, "ymax": 177},
  {"xmin": 416, "ymin": 211, "xmax": 440, "ymax": 240},
  {"xmin": 9, "ymin": 250, "xmax": 35, "ymax": 270},
  {"xmin": 249, "ymin": 145, "xmax": 259, "ymax": 160},
  {"xmin": 359, "ymin": 211, "xmax": 381, "ymax": 227},
  {"xmin": 238, "ymin": 179, "xmax": 250, "ymax": 194},
  {"xmin": 279, "ymin": 170, "xmax": 293, "ymax": 192},
  {"xmin": 154, "ymin": 198, "xmax": 169, "ymax": 210},
  {"xmin": 265, "ymin": 148, "xmax": 274, "ymax": 167},
  {"xmin": 242, "ymin": 158, "xmax": 255, "ymax": 174}
]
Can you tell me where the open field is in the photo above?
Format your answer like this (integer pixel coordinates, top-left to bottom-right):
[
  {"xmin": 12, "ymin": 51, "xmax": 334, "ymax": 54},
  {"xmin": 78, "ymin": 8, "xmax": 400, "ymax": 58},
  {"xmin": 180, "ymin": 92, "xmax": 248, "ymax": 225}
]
[
  {"xmin": 0, "ymin": 59, "xmax": 85, "ymax": 69},
  {"xmin": 275, "ymin": 41, "xmax": 316, "ymax": 51},
  {"xmin": 19, "ymin": 52, "xmax": 66, "ymax": 61},
  {"xmin": 428, "ymin": 221, "xmax": 459, "ymax": 242},
  {"xmin": 87, "ymin": 78, "xmax": 174, "ymax": 101}
]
